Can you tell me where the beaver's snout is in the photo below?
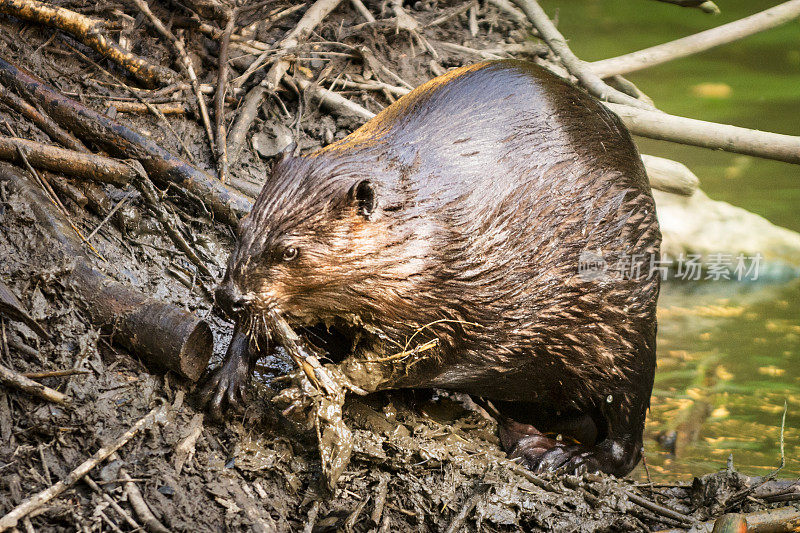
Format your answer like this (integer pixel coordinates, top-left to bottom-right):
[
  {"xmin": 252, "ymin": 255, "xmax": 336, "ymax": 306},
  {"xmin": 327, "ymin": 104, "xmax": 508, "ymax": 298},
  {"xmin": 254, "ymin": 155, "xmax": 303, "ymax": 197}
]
[{"xmin": 215, "ymin": 279, "xmax": 246, "ymax": 318}]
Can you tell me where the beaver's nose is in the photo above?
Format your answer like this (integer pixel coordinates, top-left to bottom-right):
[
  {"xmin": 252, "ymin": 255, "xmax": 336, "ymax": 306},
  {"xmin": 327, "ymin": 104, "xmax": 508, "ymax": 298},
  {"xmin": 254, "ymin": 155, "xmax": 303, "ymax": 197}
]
[{"xmin": 215, "ymin": 280, "xmax": 246, "ymax": 318}]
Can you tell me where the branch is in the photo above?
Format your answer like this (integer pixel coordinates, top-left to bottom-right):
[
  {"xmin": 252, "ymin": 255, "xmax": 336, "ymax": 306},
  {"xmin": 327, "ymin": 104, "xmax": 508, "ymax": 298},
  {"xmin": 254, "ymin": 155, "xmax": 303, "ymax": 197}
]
[
  {"xmin": 0, "ymin": 83, "xmax": 87, "ymax": 152},
  {"xmin": 605, "ymin": 102, "xmax": 800, "ymax": 165},
  {"xmin": 592, "ymin": 0, "xmax": 800, "ymax": 78},
  {"xmin": 234, "ymin": 0, "xmax": 344, "ymax": 90},
  {"xmin": 228, "ymin": 0, "xmax": 343, "ymax": 163},
  {"xmin": 0, "ymin": 362, "xmax": 69, "ymax": 406},
  {"xmin": 127, "ymin": 0, "xmax": 216, "ymax": 154},
  {"xmin": 510, "ymin": 0, "xmax": 652, "ymax": 109},
  {"xmin": 0, "ymin": 0, "xmax": 176, "ymax": 87},
  {"xmin": 0, "ymin": 404, "xmax": 165, "ymax": 532},
  {"xmin": 0, "ymin": 56, "xmax": 252, "ymax": 225},
  {"xmin": 0, "ymin": 136, "xmax": 135, "ymax": 187},
  {"xmin": 214, "ymin": 8, "xmax": 236, "ymax": 183}
]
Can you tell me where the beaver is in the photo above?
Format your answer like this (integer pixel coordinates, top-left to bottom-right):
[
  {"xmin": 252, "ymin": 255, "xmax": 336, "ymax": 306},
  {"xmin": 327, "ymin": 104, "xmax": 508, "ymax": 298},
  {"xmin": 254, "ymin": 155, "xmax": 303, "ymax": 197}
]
[{"xmin": 205, "ymin": 59, "xmax": 661, "ymax": 477}]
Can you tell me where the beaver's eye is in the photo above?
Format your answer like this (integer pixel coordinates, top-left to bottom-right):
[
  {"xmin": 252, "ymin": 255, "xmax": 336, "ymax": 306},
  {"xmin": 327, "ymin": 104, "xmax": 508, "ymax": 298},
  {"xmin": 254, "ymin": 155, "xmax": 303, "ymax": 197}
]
[{"xmin": 282, "ymin": 247, "xmax": 299, "ymax": 262}]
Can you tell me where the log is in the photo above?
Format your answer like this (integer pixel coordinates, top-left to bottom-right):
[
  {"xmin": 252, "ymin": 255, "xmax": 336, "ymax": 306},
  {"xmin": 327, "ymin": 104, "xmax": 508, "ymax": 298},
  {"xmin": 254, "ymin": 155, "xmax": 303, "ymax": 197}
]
[{"xmin": 0, "ymin": 163, "xmax": 213, "ymax": 381}]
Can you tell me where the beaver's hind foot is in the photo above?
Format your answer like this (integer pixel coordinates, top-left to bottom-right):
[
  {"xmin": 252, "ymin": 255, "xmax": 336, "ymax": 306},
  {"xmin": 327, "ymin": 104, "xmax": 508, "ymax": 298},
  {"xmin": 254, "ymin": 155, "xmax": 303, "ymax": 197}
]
[{"xmin": 510, "ymin": 436, "xmax": 642, "ymax": 477}]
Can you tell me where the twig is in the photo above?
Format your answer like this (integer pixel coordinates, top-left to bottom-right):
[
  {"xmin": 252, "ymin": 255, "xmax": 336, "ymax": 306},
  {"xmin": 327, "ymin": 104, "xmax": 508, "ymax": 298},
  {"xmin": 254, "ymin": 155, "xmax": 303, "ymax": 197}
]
[
  {"xmin": 0, "ymin": 136, "xmax": 135, "ymax": 187},
  {"xmin": 85, "ymin": 194, "xmax": 130, "ymax": 241},
  {"xmin": 769, "ymin": 401, "xmax": 787, "ymax": 478},
  {"xmin": 510, "ymin": 0, "xmax": 651, "ymax": 109},
  {"xmin": 605, "ymin": 102, "xmax": 800, "ymax": 165},
  {"xmin": 426, "ymin": 1, "xmax": 475, "ymax": 28},
  {"xmin": 235, "ymin": 0, "xmax": 344, "ymax": 90},
  {"xmin": 294, "ymin": 77, "xmax": 374, "ymax": 121},
  {"xmin": 592, "ymin": 0, "xmax": 800, "ymax": 78},
  {"xmin": 0, "ymin": 403, "xmax": 165, "ymax": 531},
  {"xmin": 0, "ymin": 362, "xmax": 69, "ymax": 405},
  {"xmin": 128, "ymin": 0, "xmax": 216, "ymax": 154},
  {"xmin": 22, "ymin": 369, "xmax": 90, "ymax": 379},
  {"xmin": 129, "ymin": 162, "xmax": 216, "ymax": 279},
  {"xmin": 118, "ymin": 464, "xmax": 170, "ymax": 533},
  {"xmin": 111, "ymin": 101, "xmax": 187, "ymax": 115},
  {"xmin": 215, "ymin": 9, "xmax": 236, "ymax": 182},
  {"xmin": 625, "ymin": 491, "xmax": 694, "ymax": 527},
  {"xmin": 0, "ymin": 0, "xmax": 176, "ymax": 87},
  {"xmin": 228, "ymin": 0, "xmax": 343, "ymax": 162}
]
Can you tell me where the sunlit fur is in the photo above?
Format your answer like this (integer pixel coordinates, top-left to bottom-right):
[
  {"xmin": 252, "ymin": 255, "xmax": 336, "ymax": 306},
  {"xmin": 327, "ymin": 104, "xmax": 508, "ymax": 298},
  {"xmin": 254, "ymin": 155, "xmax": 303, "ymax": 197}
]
[{"xmin": 225, "ymin": 60, "xmax": 661, "ymax": 476}]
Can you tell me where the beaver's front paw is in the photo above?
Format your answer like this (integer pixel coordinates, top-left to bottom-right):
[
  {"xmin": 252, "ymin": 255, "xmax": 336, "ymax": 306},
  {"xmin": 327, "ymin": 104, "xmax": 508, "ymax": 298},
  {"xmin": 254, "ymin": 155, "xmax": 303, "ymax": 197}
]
[{"xmin": 197, "ymin": 325, "xmax": 251, "ymax": 420}]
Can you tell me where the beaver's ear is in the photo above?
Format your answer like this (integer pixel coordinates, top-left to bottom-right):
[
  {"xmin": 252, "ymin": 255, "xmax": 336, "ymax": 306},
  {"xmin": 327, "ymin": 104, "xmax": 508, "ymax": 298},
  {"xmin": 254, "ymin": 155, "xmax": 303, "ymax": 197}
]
[{"xmin": 350, "ymin": 180, "xmax": 377, "ymax": 218}]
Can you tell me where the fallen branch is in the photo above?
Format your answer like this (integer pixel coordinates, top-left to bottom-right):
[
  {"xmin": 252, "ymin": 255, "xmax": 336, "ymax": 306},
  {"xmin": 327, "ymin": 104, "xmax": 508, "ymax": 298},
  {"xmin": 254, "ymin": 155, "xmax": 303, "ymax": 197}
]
[
  {"xmin": 592, "ymin": 0, "xmax": 800, "ymax": 78},
  {"xmin": 510, "ymin": 0, "xmax": 652, "ymax": 109},
  {"xmin": 0, "ymin": 404, "xmax": 166, "ymax": 532},
  {"xmin": 0, "ymin": 362, "xmax": 69, "ymax": 406},
  {"xmin": 605, "ymin": 102, "xmax": 800, "ymax": 165},
  {"xmin": 214, "ymin": 9, "xmax": 236, "ymax": 183},
  {"xmin": 0, "ymin": 0, "xmax": 176, "ymax": 87},
  {"xmin": 0, "ymin": 83, "xmax": 87, "ymax": 152},
  {"xmin": 111, "ymin": 101, "xmax": 187, "ymax": 115},
  {"xmin": 0, "ymin": 56, "xmax": 252, "ymax": 225},
  {"xmin": 0, "ymin": 136, "xmax": 135, "ymax": 187},
  {"xmin": 127, "ymin": 0, "xmax": 216, "ymax": 154}
]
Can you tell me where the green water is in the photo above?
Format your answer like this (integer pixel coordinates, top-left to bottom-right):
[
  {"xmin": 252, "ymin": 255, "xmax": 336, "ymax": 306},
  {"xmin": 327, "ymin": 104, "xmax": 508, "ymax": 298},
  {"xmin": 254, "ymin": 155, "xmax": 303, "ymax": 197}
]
[{"xmin": 537, "ymin": 1, "xmax": 800, "ymax": 480}]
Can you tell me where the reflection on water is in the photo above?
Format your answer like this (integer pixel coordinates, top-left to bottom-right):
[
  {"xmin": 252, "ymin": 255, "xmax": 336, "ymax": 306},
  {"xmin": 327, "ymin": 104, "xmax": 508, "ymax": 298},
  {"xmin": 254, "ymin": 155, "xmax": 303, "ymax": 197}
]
[
  {"xmin": 537, "ymin": 1, "xmax": 800, "ymax": 480},
  {"xmin": 638, "ymin": 279, "xmax": 800, "ymax": 480}
]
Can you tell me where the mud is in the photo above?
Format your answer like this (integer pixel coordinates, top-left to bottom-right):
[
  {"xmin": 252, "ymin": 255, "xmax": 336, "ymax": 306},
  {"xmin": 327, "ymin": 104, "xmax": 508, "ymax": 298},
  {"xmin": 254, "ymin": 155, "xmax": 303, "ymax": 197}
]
[{"xmin": 0, "ymin": 1, "xmax": 796, "ymax": 531}]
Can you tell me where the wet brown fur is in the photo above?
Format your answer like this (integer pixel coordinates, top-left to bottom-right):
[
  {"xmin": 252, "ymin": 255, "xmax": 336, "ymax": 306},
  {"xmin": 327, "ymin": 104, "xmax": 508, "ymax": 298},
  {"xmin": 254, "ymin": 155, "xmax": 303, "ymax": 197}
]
[{"xmin": 215, "ymin": 60, "xmax": 661, "ymax": 476}]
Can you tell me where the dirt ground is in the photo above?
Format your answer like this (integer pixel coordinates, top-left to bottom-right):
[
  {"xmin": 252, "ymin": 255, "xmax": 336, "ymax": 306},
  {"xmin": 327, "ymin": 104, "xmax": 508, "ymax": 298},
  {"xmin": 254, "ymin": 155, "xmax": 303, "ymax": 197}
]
[{"xmin": 0, "ymin": 1, "xmax": 798, "ymax": 531}]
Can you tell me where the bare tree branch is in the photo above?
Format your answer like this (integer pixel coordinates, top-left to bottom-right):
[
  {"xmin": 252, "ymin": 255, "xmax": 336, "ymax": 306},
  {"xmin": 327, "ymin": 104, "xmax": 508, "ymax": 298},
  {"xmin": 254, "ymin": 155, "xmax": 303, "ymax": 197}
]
[
  {"xmin": 592, "ymin": 0, "xmax": 800, "ymax": 78},
  {"xmin": 510, "ymin": 0, "xmax": 652, "ymax": 109},
  {"xmin": 605, "ymin": 102, "xmax": 800, "ymax": 165}
]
